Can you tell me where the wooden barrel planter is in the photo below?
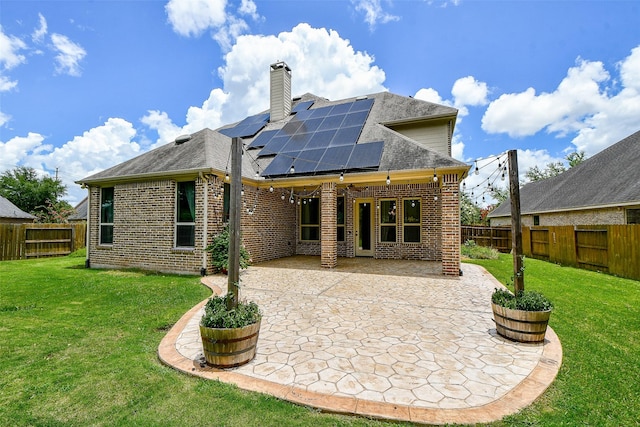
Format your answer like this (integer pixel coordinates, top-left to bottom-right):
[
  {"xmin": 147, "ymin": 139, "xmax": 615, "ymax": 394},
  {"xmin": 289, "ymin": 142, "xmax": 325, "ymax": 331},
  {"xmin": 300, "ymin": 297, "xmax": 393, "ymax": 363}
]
[
  {"xmin": 199, "ymin": 320, "xmax": 261, "ymax": 368},
  {"xmin": 491, "ymin": 303, "xmax": 551, "ymax": 343}
]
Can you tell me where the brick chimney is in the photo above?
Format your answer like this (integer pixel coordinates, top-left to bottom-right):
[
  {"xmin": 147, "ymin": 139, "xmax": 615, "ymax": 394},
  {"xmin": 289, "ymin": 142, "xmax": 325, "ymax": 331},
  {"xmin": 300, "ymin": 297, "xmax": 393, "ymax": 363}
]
[{"xmin": 269, "ymin": 61, "xmax": 291, "ymax": 122}]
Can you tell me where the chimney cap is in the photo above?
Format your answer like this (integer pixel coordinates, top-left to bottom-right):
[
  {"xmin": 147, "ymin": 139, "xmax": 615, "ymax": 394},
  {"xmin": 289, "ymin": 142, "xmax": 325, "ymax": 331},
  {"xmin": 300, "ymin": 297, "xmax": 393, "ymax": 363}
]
[{"xmin": 270, "ymin": 61, "xmax": 291, "ymax": 72}]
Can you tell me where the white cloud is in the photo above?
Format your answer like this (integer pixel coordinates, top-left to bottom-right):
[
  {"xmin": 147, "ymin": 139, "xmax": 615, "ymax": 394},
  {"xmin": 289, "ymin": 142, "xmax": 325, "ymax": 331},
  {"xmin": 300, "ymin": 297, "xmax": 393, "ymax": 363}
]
[
  {"xmin": 0, "ymin": 132, "xmax": 47, "ymax": 172},
  {"xmin": 0, "ymin": 27, "xmax": 27, "ymax": 91},
  {"xmin": 51, "ymin": 33, "xmax": 86, "ymax": 76},
  {"xmin": 143, "ymin": 23, "xmax": 387, "ymax": 145},
  {"xmin": 32, "ymin": 13, "xmax": 48, "ymax": 43},
  {"xmin": 238, "ymin": 0, "xmax": 260, "ymax": 21},
  {"xmin": 352, "ymin": 0, "xmax": 400, "ymax": 30},
  {"xmin": 0, "ymin": 120, "xmax": 139, "ymax": 203},
  {"xmin": 452, "ymin": 76, "xmax": 488, "ymax": 108},
  {"xmin": 166, "ymin": 0, "xmax": 227, "ymax": 37},
  {"xmin": 414, "ymin": 88, "xmax": 447, "ymax": 105},
  {"xmin": 0, "ymin": 111, "xmax": 9, "ymax": 127},
  {"xmin": 482, "ymin": 47, "xmax": 640, "ymax": 156}
]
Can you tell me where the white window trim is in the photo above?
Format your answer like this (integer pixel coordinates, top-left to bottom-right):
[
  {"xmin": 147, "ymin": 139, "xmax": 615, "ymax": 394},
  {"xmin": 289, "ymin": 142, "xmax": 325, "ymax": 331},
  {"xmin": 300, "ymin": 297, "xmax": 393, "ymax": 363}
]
[
  {"xmin": 99, "ymin": 187, "xmax": 114, "ymax": 246},
  {"xmin": 175, "ymin": 181, "xmax": 196, "ymax": 248}
]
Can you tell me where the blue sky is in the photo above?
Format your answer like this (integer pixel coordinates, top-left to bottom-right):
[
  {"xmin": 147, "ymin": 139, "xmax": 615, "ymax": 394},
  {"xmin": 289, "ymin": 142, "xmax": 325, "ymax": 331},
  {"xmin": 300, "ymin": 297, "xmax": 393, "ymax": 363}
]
[{"xmin": 1, "ymin": 0, "xmax": 639, "ymax": 205}]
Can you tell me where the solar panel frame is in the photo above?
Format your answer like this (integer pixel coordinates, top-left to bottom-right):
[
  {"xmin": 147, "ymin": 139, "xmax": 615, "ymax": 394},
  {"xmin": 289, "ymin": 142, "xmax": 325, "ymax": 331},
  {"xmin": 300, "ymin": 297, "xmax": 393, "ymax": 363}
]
[
  {"xmin": 330, "ymin": 126, "xmax": 362, "ymax": 146},
  {"xmin": 260, "ymin": 135, "xmax": 291, "ymax": 156},
  {"xmin": 305, "ymin": 129, "xmax": 337, "ymax": 150},
  {"xmin": 317, "ymin": 114, "xmax": 346, "ymax": 131},
  {"xmin": 346, "ymin": 141, "xmax": 384, "ymax": 169},
  {"xmin": 291, "ymin": 100, "xmax": 314, "ymax": 113},
  {"xmin": 328, "ymin": 102, "xmax": 352, "ymax": 115},
  {"xmin": 292, "ymin": 148, "xmax": 326, "ymax": 174},
  {"xmin": 247, "ymin": 129, "xmax": 278, "ymax": 149},
  {"xmin": 350, "ymin": 98, "xmax": 374, "ymax": 112}
]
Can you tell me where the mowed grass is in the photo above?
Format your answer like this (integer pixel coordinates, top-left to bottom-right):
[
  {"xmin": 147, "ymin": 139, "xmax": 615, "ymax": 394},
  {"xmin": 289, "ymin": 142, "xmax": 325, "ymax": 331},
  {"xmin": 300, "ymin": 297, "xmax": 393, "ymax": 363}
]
[
  {"xmin": 0, "ymin": 252, "xmax": 401, "ymax": 427},
  {"xmin": 466, "ymin": 254, "xmax": 640, "ymax": 427},
  {"xmin": 2, "ymin": 251, "xmax": 639, "ymax": 426}
]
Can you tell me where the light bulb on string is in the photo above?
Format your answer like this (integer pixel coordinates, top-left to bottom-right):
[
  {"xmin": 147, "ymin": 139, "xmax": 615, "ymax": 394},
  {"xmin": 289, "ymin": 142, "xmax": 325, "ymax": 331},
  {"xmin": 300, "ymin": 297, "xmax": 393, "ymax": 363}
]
[
  {"xmin": 386, "ymin": 174, "xmax": 391, "ymax": 185},
  {"xmin": 225, "ymin": 171, "xmax": 229, "ymax": 181},
  {"xmin": 290, "ymin": 163, "xmax": 295, "ymax": 174},
  {"xmin": 269, "ymin": 185, "xmax": 274, "ymax": 193},
  {"xmin": 339, "ymin": 171, "xmax": 344, "ymax": 182},
  {"xmin": 281, "ymin": 193, "xmax": 285, "ymax": 201}
]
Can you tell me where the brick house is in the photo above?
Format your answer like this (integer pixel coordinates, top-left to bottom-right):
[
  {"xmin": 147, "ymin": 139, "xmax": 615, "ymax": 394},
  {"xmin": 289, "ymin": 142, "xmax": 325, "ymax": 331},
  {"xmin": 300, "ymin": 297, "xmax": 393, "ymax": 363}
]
[
  {"xmin": 78, "ymin": 62, "xmax": 469, "ymax": 275},
  {"xmin": 488, "ymin": 130, "xmax": 640, "ymax": 227}
]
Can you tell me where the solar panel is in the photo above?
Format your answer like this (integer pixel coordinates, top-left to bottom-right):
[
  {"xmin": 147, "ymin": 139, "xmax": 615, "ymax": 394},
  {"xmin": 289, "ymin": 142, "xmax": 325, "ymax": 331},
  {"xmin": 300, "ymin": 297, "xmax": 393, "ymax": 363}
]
[
  {"xmin": 247, "ymin": 129, "xmax": 278, "ymax": 149},
  {"xmin": 291, "ymin": 100, "xmax": 314, "ymax": 113},
  {"xmin": 261, "ymin": 152, "xmax": 300, "ymax": 176},
  {"xmin": 317, "ymin": 114, "xmax": 346, "ymax": 131},
  {"xmin": 330, "ymin": 126, "xmax": 361, "ymax": 147},
  {"xmin": 260, "ymin": 135, "xmax": 291, "ymax": 156},
  {"xmin": 346, "ymin": 141, "xmax": 384, "ymax": 169},
  {"xmin": 219, "ymin": 113, "xmax": 269, "ymax": 138},
  {"xmin": 305, "ymin": 129, "xmax": 337, "ymax": 150},
  {"xmin": 350, "ymin": 98, "xmax": 374, "ymax": 112},
  {"xmin": 316, "ymin": 145, "xmax": 354, "ymax": 172},
  {"xmin": 293, "ymin": 148, "xmax": 326, "ymax": 174},
  {"xmin": 328, "ymin": 102, "xmax": 352, "ymax": 115},
  {"xmin": 342, "ymin": 110, "xmax": 369, "ymax": 127}
]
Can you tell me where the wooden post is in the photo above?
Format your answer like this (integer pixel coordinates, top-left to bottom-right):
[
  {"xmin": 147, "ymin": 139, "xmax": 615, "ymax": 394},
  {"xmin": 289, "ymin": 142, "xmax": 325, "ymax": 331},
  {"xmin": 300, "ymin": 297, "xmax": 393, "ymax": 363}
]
[
  {"xmin": 508, "ymin": 149, "xmax": 524, "ymax": 294},
  {"xmin": 227, "ymin": 137, "xmax": 243, "ymax": 308}
]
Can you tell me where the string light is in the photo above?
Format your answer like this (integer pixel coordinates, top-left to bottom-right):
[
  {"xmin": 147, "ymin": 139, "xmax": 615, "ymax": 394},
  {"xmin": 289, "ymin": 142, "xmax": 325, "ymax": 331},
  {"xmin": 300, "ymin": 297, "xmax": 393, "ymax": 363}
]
[
  {"xmin": 339, "ymin": 171, "xmax": 344, "ymax": 182},
  {"xmin": 269, "ymin": 185, "xmax": 274, "ymax": 193},
  {"xmin": 225, "ymin": 171, "xmax": 229, "ymax": 181},
  {"xmin": 290, "ymin": 163, "xmax": 295, "ymax": 174},
  {"xmin": 433, "ymin": 168, "xmax": 438, "ymax": 182},
  {"xmin": 386, "ymin": 174, "xmax": 391, "ymax": 185}
]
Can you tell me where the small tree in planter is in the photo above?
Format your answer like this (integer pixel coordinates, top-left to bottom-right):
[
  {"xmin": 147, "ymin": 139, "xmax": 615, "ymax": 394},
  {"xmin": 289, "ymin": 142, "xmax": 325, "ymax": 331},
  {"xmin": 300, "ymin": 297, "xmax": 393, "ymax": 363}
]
[{"xmin": 205, "ymin": 225, "xmax": 251, "ymax": 274}]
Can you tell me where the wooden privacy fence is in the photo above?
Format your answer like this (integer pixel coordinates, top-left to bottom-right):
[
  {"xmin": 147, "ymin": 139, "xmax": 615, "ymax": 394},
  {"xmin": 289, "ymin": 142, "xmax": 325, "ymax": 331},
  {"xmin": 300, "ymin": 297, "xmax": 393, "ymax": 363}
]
[
  {"xmin": 0, "ymin": 223, "xmax": 86, "ymax": 261},
  {"xmin": 462, "ymin": 225, "xmax": 640, "ymax": 281}
]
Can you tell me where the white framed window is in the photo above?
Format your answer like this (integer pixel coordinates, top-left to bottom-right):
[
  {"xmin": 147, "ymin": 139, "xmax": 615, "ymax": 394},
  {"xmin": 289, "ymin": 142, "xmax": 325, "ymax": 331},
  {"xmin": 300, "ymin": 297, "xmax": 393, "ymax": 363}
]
[
  {"xmin": 379, "ymin": 199, "xmax": 397, "ymax": 243},
  {"xmin": 176, "ymin": 181, "xmax": 196, "ymax": 247},
  {"xmin": 403, "ymin": 198, "xmax": 421, "ymax": 243},
  {"xmin": 300, "ymin": 197, "xmax": 320, "ymax": 241},
  {"xmin": 100, "ymin": 187, "xmax": 114, "ymax": 245}
]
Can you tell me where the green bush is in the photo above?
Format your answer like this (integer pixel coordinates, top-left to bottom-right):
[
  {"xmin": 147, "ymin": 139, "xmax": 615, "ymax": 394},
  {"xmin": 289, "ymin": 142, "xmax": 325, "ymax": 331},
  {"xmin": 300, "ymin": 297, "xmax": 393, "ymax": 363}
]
[
  {"xmin": 200, "ymin": 293, "xmax": 261, "ymax": 329},
  {"xmin": 461, "ymin": 240, "xmax": 500, "ymax": 259},
  {"xmin": 492, "ymin": 288, "xmax": 553, "ymax": 311},
  {"xmin": 205, "ymin": 225, "xmax": 251, "ymax": 273}
]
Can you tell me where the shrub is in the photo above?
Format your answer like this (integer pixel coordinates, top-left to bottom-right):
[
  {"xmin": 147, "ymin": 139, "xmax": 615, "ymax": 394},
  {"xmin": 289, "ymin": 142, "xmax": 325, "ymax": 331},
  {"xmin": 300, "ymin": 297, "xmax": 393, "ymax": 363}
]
[
  {"xmin": 492, "ymin": 288, "xmax": 553, "ymax": 311},
  {"xmin": 205, "ymin": 225, "xmax": 251, "ymax": 273},
  {"xmin": 461, "ymin": 240, "xmax": 500, "ymax": 260},
  {"xmin": 200, "ymin": 293, "xmax": 261, "ymax": 329}
]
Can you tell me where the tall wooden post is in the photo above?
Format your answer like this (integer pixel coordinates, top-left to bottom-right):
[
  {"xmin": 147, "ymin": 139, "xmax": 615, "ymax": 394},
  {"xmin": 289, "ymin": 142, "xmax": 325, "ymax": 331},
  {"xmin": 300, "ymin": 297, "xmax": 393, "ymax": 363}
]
[
  {"xmin": 227, "ymin": 137, "xmax": 243, "ymax": 308},
  {"xmin": 508, "ymin": 149, "xmax": 524, "ymax": 294}
]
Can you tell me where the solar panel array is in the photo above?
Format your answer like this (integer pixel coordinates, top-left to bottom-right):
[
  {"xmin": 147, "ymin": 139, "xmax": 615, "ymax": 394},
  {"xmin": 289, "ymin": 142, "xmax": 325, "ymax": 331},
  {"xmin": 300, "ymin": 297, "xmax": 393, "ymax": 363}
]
[
  {"xmin": 219, "ymin": 112, "xmax": 270, "ymax": 138},
  {"xmin": 252, "ymin": 97, "xmax": 382, "ymax": 176}
]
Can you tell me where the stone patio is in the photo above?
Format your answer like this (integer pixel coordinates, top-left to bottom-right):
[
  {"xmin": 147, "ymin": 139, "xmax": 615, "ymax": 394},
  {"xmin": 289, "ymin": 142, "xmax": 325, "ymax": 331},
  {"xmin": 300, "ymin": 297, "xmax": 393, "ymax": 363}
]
[{"xmin": 158, "ymin": 256, "xmax": 562, "ymax": 425}]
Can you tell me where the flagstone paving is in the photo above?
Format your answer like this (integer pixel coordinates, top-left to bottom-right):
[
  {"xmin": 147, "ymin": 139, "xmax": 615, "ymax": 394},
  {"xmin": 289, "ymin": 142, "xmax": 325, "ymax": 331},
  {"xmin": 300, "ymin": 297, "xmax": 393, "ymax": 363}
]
[{"xmin": 158, "ymin": 256, "xmax": 562, "ymax": 425}]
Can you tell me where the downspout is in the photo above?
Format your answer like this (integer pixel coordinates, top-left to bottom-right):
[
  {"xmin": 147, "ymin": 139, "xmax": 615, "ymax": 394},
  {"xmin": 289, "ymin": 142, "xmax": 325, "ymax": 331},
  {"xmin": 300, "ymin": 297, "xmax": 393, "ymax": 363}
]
[
  {"xmin": 200, "ymin": 172, "xmax": 208, "ymax": 276},
  {"xmin": 84, "ymin": 185, "xmax": 91, "ymax": 268}
]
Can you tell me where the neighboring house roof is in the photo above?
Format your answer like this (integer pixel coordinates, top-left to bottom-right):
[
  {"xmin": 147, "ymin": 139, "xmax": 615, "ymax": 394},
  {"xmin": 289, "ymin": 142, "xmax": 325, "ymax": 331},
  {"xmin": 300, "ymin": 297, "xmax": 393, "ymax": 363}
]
[
  {"xmin": 68, "ymin": 197, "xmax": 88, "ymax": 221},
  {"xmin": 79, "ymin": 91, "xmax": 465, "ymax": 185},
  {"xmin": 0, "ymin": 195, "xmax": 35, "ymax": 220},
  {"xmin": 489, "ymin": 130, "xmax": 640, "ymax": 218}
]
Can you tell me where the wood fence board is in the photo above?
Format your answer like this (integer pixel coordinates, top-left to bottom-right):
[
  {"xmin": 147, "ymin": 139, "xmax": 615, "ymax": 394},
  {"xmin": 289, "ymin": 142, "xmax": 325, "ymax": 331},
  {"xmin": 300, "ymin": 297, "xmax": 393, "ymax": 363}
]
[
  {"xmin": 0, "ymin": 223, "xmax": 86, "ymax": 261},
  {"xmin": 462, "ymin": 224, "xmax": 639, "ymax": 281}
]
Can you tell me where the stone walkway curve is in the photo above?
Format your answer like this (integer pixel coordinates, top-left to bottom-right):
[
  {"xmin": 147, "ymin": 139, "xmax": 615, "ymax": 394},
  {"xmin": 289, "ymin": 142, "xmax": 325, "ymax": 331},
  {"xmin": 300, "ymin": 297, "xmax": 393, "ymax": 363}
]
[{"xmin": 158, "ymin": 257, "xmax": 562, "ymax": 425}]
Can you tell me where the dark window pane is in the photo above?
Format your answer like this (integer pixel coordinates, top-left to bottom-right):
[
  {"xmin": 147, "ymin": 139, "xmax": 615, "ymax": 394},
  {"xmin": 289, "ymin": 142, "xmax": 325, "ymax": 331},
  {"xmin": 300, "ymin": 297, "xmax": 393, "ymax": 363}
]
[
  {"xmin": 100, "ymin": 187, "xmax": 114, "ymax": 223},
  {"xmin": 301, "ymin": 198, "xmax": 319, "ymax": 225},
  {"xmin": 404, "ymin": 199, "xmax": 421, "ymax": 224},
  {"xmin": 627, "ymin": 209, "xmax": 640, "ymax": 224},
  {"xmin": 223, "ymin": 183, "xmax": 230, "ymax": 222},
  {"xmin": 301, "ymin": 226, "xmax": 319, "ymax": 241},
  {"xmin": 177, "ymin": 182, "xmax": 195, "ymax": 222},
  {"xmin": 380, "ymin": 200, "xmax": 396, "ymax": 224},
  {"xmin": 100, "ymin": 225, "xmax": 113, "ymax": 245},
  {"xmin": 404, "ymin": 226, "xmax": 420, "ymax": 243},
  {"xmin": 381, "ymin": 225, "xmax": 396, "ymax": 243},
  {"xmin": 337, "ymin": 197, "xmax": 345, "ymax": 225},
  {"xmin": 337, "ymin": 226, "xmax": 345, "ymax": 242},
  {"xmin": 176, "ymin": 225, "xmax": 195, "ymax": 247}
]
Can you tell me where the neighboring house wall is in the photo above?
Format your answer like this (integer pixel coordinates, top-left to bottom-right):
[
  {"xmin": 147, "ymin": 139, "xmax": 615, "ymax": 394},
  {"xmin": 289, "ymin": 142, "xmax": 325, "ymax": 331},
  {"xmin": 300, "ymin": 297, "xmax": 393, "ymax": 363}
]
[
  {"xmin": 388, "ymin": 121, "xmax": 451, "ymax": 157},
  {"xmin": 0, "ymin": 217, "xmax": 34, "ymax": 224},
  {"xmin": 490, "ymin": 206, "xmax": 631, "ymax": 227}
]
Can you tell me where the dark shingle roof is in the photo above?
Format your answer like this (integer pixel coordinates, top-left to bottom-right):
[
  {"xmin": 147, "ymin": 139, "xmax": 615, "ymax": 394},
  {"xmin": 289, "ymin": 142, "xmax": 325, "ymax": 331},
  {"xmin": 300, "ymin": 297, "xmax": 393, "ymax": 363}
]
[
  {"xmin": 79, "ymin": 91, "xmax": 465, "ymax": 184},
  {"xmin": 0, "ymin": 196, "xmax": 35, "ymax": 219},
  {"xmin": 68, "ymin": 197, "xmax": 88, "ymax": 221},
  {"xmin": 489, "ymin": 130, "xmax": 640, "ymax": 218}
]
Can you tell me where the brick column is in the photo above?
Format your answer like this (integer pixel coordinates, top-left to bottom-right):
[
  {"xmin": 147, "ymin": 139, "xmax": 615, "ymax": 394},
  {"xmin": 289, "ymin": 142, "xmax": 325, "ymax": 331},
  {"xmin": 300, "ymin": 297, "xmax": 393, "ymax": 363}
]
[
  {"xmin": 441, "ymin": 174, "xmax": 461, "ymax": 276},
  {"xmin": 320, "ymin": 182, "xmax": 337, "ymax": 268}
]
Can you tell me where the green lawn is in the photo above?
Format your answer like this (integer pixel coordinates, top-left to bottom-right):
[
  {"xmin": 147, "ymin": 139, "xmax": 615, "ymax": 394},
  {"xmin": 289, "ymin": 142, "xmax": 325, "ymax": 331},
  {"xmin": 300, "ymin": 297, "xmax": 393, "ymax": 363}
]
[
  {"xmin": 466, "ymin": 254, "xmax": 640, "ymax": 427},
  {"xmin": 1, "ymin": 252, "xmax": 638, "ymax": 426}
]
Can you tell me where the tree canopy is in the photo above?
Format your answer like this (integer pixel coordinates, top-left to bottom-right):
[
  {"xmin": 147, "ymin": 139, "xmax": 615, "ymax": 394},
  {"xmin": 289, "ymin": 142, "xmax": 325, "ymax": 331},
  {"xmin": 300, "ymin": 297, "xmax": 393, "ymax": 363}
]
[
  {"xmin": 0, "ymin": 166, "xmax": 72, "ymax": 222},
  {"xmin": 525, "ymin": 151, "xmax": 587, "ymax": 182}
]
